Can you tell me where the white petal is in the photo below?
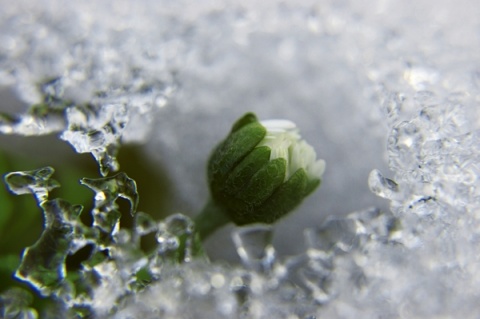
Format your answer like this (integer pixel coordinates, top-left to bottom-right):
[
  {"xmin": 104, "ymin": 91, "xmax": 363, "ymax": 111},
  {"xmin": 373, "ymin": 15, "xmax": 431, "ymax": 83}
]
[
  {"xmin": 309, "ymin": 159, "xmax": 326, "ymax": 179},
  {"xmin": 258, "ymin": 118, "xmax": 325, "ymax": 180},
  {"xmin": 260, "ymin": 119, "xmax": 296, "ymax": 133}
]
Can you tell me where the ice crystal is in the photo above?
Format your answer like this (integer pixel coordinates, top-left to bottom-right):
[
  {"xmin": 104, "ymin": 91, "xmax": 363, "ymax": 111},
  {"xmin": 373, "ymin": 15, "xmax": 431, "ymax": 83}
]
[
  {"xmin": 232, "ymin": 224, "xmax": 276, "ymax": 273},
  {"xmin": 81, "ymin": 172, "xmax": 139, "ymax": 236},
  {"xmin": 61, "ymin": 104, "xmax": 128, "ymax": 176},
  {"xmin": 3, "ymin": 169, "xmax": 142, "ymax": 315},
  {"xmin": 4, "ymin": 167, "xmax": 60, "ymax": 203},
  {"xmin": 1, "ymin": 0, "xmax": 480, "ymax": 318},
  {"xmin": 15, "ymin": 199, "xmax": 83, "ymax": 295}
]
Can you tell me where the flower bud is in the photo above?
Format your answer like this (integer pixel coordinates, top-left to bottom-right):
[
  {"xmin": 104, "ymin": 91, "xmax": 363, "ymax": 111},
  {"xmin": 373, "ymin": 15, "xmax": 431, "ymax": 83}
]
[{"xmin": 208, "ymin": 112, "xmax": 325, "ymax": 225}]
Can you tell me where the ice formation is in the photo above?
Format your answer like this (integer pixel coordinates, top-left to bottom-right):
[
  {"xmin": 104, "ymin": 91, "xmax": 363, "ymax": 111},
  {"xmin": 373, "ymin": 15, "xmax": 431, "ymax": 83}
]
[{"xmin": 1, "ymin": 0, "xmax": 479, "ymax": 318}]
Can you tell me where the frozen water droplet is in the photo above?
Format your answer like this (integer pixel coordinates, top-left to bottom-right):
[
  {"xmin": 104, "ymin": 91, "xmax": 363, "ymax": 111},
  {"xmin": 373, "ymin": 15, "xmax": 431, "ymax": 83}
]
[
  {"xmin": 368, "ymin": 169, "xmax": 400, "ymax": 200},
  {"xmin": 110, "ymin": 229, "xmax": 148, "ymax": 277},
  {"xmin": 134, "ymin": 211, "xmax": 158, "ymax": 236},
  {"xmin": 349, "ymin": 208, "xmax": 402, "ymax": 242},
  {"xmin": 81, "ymin": 172, "xmax": 139, "ymax": 215},
  {"xmin": 156, "ymin": 229, "xmax": 179, "ymax": 254},
  {"xmin": 232, "ymin": 224, "xmax": 275, "ymax": 272},
  {"xmin": 94, "ymin": 146, "xmax": 120, "ymax": 176},
  {"xmin": 4, "ymin": 167, "xmax": 60, "ymax": 203},
  {"xmin": 306, "ymin": 218, "xmax": 360, "ymax": 254},
  {"xmin": 15, "ymin": 199, "xmax": 82, "ymax": 296},
  {"xmin": 155, "ymin": 214, "xmax": 195, "ymax": 261},
  {"xmin": 164, "ymin": 213, "xmax": 194, "ymax": 237},
  {"xmin": 81, "ymin": 172, "xmax": 138, "ymax": 237}
]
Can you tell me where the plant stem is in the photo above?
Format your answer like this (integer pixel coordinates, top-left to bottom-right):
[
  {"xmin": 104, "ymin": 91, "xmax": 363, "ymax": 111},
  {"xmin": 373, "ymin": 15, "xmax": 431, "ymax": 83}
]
[
  {"xmin": 194, "ymin": 198, "xmax": 230, "ymax": 240},
  {"xmin": 176, "ymin": 199, "xmax": 229, "ymax": 262}
]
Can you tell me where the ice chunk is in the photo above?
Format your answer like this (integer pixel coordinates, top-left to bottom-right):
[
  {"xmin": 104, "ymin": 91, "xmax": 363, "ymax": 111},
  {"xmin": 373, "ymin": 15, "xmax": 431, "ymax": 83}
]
[
  {"xmin": 368, "ymin": 169, "xmax": 400, "ymax": 200},
  {"xmin": 134, "ymin": 211, "xmax": 158, "ymax": 236},
  {"xmin": 156, "ymin": 213, "xmax": 195, "ymax": 262},
  {"xmin": 110, "ymin": 229, "xmax": 148, "ymax": 281},
  {"xmin": 232, "ymin": 224, "xmax": 275, "ymax": 272},
  {"xmin": 80, "ymin": 172, "xmax": 138, "ymax": 237},
  {"xmin": 4, "ymin": 167, "xmax": 60, "ymax": 203},
  {"xmin": 15, "ymin": 199, "xmax": 82, "ymax": 296},
  {"xmin": 307, "ymin": 218, "xmax": 360, "ymax": 254},
  {"xmin": 61, "ymin": 104, "xmax": 128, "ymax": 176},
  {"xmin": 0, "ymin": 110, "xmax": 66, "ymax": 136}
]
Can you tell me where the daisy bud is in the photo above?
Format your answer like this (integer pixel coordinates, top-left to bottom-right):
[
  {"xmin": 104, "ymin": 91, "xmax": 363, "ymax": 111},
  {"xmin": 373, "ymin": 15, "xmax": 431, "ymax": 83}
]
[{"xmin": 207, "ymin": 112, "xmax": 325, "ymax": 226}]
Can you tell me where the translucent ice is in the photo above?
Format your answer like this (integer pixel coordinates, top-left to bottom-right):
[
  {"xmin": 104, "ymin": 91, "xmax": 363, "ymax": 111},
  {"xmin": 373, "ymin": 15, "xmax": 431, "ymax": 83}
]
[
  {"xmin": 1, "ymin": 0, "xmax": 480, "ymax": 318},
  {"xmin": 156, "ymin": 213, "xmax": 196, "ymax": 262},
  {"xmin": 61, "ymin": 104, "xmax": 128, "ymax": 175},
  {"xmin": 232, "ymin": 224, "xmax": 276, "ymax": 272},
  {"xmin": 368, "ymin": 169, "xmax": 400, "ymax": 201},
  {"xmin": 15, "ymin": 199, "xmax": 83, "ymax": 295},
  {"xmin": 4, "ymin": 167, "xmax": 60, "ymax": 203},
  {"xmin": 81, "ymin": 172, "xmax": 139, "ymax": 236}
]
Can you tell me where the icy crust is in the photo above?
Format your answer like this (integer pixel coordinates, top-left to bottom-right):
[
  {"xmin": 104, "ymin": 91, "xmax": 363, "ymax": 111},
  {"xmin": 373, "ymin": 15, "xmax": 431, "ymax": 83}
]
[
  {"xmin": 2, "ymin": 101, "xmax": 480, "ymax": 319},
  {"xmin": 0, "ymin": 1, "xmax": 177, "ymax": 175},
  {"xmin": 358, "ymin": 96, "xmax": 480, "ymax": 318},
  {"xmin": 3, "ymin": 104, "xmax": 479, "ymax": 317},
  {"xmin": 1, "ymin": 0, "xmax": 480, "ymax": 318},
  {"xmin": 0, "ymin": 168, "xmax": 444, "ymax": 318},
  {"xmin": 1, "ymin": 166, "xmax": 399, "ymax": 318},
  {"xmin": 1, "ymin": 168, "xmax": 319, "ymax": 318}
]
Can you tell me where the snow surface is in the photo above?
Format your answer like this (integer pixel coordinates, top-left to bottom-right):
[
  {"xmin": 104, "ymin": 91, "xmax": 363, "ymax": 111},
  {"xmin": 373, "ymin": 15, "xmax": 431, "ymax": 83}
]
[{"xmin": 1, "ymin": 0, "xmax": 479, "ymax": 317}]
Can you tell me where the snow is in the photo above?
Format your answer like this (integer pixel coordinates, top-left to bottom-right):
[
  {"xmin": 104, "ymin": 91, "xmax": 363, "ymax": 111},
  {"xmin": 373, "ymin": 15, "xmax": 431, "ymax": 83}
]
[{"xmin": 1, "ymin": 0, "xmax": 479, "ymax": 317}]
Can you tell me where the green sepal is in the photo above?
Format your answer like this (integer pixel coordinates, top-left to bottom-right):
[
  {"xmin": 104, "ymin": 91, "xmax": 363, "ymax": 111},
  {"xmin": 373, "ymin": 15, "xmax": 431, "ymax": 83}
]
[
  {"xmin": 214, "ymin": 152, "xmax": 287, "ymax": 226},
  {"xmin": 223, "ymin": 146, "xmax": 271, "ymax": 195},
  {"xmin": 230, "ymin": 112, "xmax": 258, "ymax": 133},
  {"xmin": 236, "ymin": 157, "xmax": 287, "ymax": 207},
  {"xmin": 198, "ymin": 112, "xmax": 325, "ymax": 240},
  {"xmin": 208, "ymin": 121, "xmax": 266, "ymax": 192},
  {"xmin": 236, "ymin": 168, "xmax": 309, "ymax": 225},
  {"xmin": 305, "ymin": 178, "xmax": 321, "ymax": 196}
]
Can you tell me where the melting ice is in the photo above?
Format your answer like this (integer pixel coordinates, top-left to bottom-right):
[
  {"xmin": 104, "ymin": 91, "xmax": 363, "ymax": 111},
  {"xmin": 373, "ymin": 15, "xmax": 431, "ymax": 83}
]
[{"xmin": 1, "ymin": 0, "xmax": 480, "ymax": 318}]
